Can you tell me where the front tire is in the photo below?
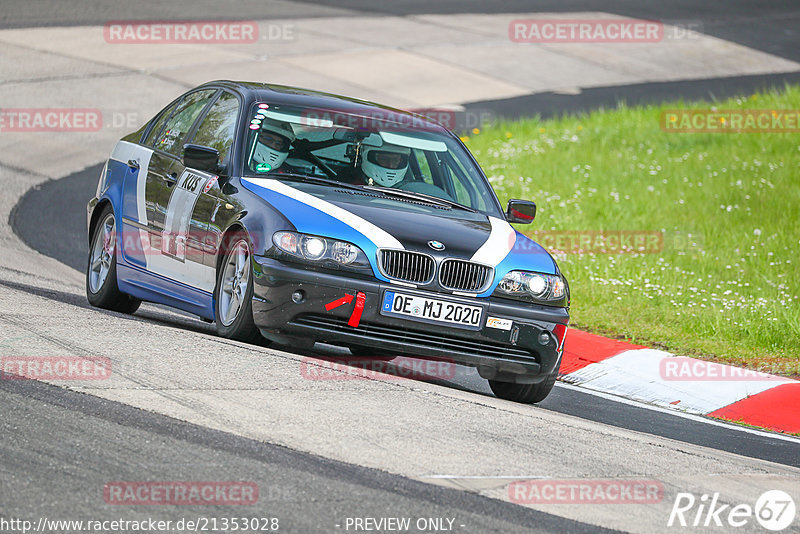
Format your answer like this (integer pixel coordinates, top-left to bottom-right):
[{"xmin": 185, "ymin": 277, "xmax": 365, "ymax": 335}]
[
  {"xmin": 489, "ymin": 369, "xmax": 558, "ymax": 404},
  {"xmin": 214, "ymin": 233, "xmax": 263, "ymax": 343},
  {"xmin": 86, "ymin": 206, "xmax": 141, "ymax": 314}
]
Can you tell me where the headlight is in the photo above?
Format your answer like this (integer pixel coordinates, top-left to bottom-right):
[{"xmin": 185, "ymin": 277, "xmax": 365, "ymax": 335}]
[
  {"xmin": 494, "ymin": 270, "xmax": 567, "ymax": 305},
  {"xmin": 332, "ymin": 241, "xmax": 359, "ymax": 265},
  {"xmin": 272, "ymin": 231, "xmax": 370, "ymax": 271},
  {"xmin": 301, "ymin": 236, "xmax": 326, "ymax": 259}
]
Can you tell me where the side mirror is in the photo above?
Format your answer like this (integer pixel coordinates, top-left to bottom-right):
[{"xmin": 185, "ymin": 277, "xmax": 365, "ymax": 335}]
[
  {"xmin": 505, "ymin": 199, "xmax": 537, "ymax": 224},
  {"xmin": 183, "ymin": 144, "xmax": 220, "ymax": 173}
]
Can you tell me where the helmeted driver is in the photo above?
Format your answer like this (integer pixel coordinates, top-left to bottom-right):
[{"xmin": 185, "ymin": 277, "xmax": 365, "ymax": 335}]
[
  {"xmin": 359, "ymin": 144, "xmax": 410, "ymax": 187},
  {"xmin": 253, "ymin": 119, "xmax": 296, "ymax": 171}
]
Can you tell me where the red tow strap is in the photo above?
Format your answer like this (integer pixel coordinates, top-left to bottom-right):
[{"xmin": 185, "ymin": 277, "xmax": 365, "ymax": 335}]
[{"xmin": 348, "ymin": 291, "xmax": 366, "ymax": 328}]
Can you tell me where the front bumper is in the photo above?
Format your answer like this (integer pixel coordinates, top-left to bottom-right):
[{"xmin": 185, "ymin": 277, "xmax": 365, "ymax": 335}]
[{"xmin": 251, "ymin": 257, "xmax": 569, "ymax": 383}]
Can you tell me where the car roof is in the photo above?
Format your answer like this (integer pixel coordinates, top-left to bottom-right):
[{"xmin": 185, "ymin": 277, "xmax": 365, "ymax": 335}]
[{"xmin": 196, "ymin": 80, "xmax": 450, "ymax": 134}]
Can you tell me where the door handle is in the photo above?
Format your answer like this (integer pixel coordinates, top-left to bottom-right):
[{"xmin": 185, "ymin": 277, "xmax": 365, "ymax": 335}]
[
  {"xmin": 163, "ymin": 172, "xmax": 178, "ymax": 186},
  {"xmin": 127, "ymin": 159, "xmax": 139, "ymax": 170}
]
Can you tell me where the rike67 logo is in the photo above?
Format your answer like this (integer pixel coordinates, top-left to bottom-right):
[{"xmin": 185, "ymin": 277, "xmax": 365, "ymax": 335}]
[{"xmin": 668, "ymin": 490, "xmax": 796, "ymax": 531}]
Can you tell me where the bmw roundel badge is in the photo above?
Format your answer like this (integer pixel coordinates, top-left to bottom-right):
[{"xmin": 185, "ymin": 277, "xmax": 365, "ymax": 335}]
[{"xmin": 428, "ymin": 240, "xmax": 445, "ymax": 251}]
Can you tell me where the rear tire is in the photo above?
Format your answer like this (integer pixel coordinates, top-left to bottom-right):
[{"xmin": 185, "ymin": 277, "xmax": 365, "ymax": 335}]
[
  {"xmin": 214, "ymin": 232, "xmax": 263, "ymax": 344},
  {"xmin": 489, "ymin": 369, "xmax": 557, "ymax": 404},
  {"xmin": 86, "ymin": 206, "xmax": 141, "ymax": 314}
]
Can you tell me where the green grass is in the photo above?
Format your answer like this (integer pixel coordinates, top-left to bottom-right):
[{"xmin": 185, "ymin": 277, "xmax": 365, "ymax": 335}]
[{"xmin": 463, "ymin": 85, "xmax": 800, "ymax": 373}]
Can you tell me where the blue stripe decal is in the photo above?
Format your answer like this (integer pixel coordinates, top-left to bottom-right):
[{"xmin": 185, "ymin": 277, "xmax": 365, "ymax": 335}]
[
  {"xmin": 118, "ymin": 159, "xmax": 140, "ymax": 224},
  {"xmin": 477, "ymin": 231, "xmax": 557, "ymax": 297},
  {"xmin": 242, "ymin": 180, "xmax": 390, "ymax": 282}
]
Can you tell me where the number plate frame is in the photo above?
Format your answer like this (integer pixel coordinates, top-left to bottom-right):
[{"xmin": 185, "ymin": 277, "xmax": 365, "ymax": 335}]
[{"xmin": 379, "ymin": 289, "xmax": 485, "ymax": 331}]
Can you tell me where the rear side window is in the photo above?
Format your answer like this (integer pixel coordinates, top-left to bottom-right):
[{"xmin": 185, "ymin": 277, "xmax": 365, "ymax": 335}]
[
  {"xmin": 191, "ymin": 92, "xmax": 240, "ymax": 165},
  {"xmin": 153, "ymin": 89, "xmax": 217, "ymax": 156}
]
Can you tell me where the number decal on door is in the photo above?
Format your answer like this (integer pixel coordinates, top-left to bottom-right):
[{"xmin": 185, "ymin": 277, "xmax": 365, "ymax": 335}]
[{"xmin": 161, "ymin": 169, "xmax": 211, "ymax": 261}]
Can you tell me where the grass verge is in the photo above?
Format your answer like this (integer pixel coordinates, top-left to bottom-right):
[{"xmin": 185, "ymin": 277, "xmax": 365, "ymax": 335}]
[{"xmin": 463, "ymin": 85, "xmax": 800, "ymax": 374}]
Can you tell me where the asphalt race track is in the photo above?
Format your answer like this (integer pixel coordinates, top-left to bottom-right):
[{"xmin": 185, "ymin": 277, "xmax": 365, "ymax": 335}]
[
  {"xmin": 1, "ymin": 377, "xmax": 605, "ymax": 533},
  {"xmin": 2, "ymin": 1, "xmax": 800, "ymax": 533},
  {"xmin": 11, "ymin": 164, "xmax": 800, "ymax": 469}
]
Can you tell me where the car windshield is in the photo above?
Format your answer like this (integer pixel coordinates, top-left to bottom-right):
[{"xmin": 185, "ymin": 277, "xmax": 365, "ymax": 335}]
[{"xmin": 242, "ymin": 103, "xmax": 502, "ymax": 216}]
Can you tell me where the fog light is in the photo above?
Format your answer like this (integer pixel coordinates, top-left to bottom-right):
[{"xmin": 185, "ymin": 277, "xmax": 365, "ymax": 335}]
[
  {"xmin": 538, "ymin": 331, "xmax": 551, "ymax": 346},
  {"xmin": 292, "ymin": 290, "xmax": 305, "ymax": 303}
]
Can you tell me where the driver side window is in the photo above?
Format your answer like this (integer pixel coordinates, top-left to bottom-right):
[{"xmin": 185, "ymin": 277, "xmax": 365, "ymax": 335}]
[{"xmin": 191, "ymin": 92, "xmax": 240, "ymax": 165}]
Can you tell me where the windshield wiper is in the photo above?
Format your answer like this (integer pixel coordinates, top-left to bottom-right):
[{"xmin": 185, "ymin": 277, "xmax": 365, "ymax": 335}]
[
  {"xmin": 269, "ymin": 174, "xmax": 478, "ymax": 213},
  {"xmin": 363, "ymin": 185, "xmax": 477, "ymax": 213},
  {"xmin": 272, "ymin": 173, "xmax": 367, "ymax": 192}
]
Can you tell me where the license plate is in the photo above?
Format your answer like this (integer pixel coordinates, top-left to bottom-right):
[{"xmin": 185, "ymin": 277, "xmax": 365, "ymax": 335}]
[{"xmin": 380, "ymin": 290, "xmax": 483, "ymax": 329}]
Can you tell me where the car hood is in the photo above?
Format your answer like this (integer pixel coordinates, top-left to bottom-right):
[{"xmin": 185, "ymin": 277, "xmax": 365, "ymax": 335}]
[{"xmin": 242, "ymin": 177, "xmax": 557, "ymax": 293}]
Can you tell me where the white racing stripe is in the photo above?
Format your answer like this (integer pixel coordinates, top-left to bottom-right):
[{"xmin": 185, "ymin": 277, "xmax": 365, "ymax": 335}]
[
  {"xmin": 470, "ymin": 216, "xmax": 516, "ymax": 267},
  {"xmin": 110, "ymin": 140, "xmax": 152, "ymax": 225},
  {"xmin": 243, "ymin": 178, "xmax": 404, "ymax": 250},
  {"xmin": 135, "ymin": 229, "xmax": 216, "ymax": 292}
]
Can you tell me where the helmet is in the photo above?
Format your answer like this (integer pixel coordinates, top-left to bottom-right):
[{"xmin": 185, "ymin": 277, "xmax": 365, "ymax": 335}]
[
  {"xmin": 253, "ymin": 120, "xmax": 296, "ymax": 170},
  {"xmin": 360, "ymin": 144, "xmax": 410, "ymax": 187}
]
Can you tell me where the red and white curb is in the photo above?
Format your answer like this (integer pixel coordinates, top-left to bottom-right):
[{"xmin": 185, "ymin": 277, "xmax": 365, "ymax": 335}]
[{"xmin": 559, "ymin": 330, "xmax": 800, "ymax": 434}]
